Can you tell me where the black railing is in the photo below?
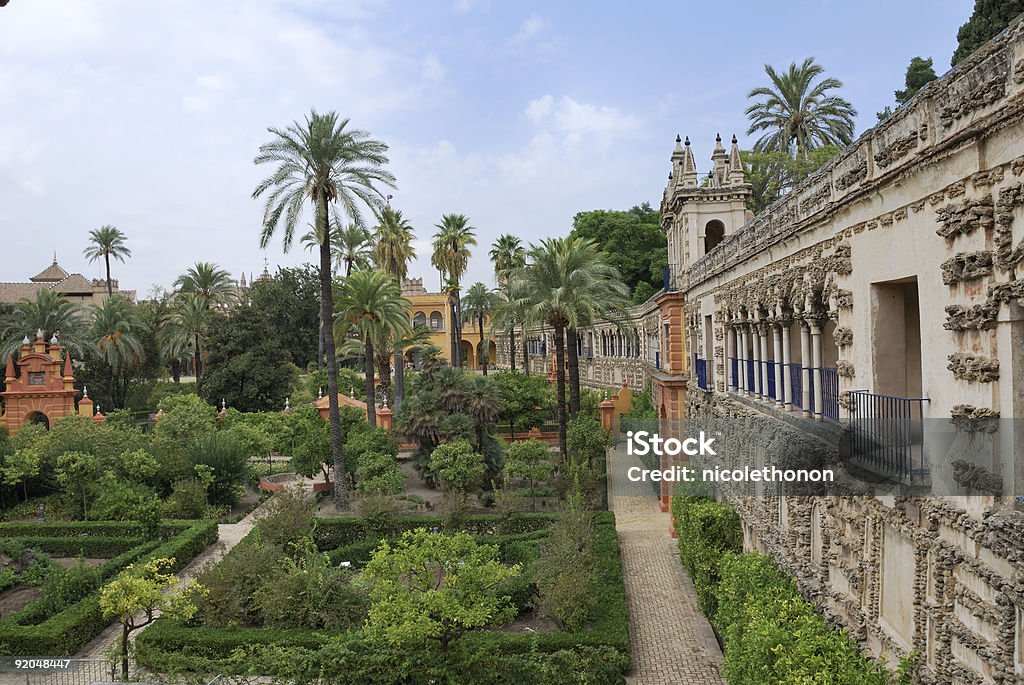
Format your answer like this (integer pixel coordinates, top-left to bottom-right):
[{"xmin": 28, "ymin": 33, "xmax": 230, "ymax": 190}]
[
  {"xmin": 654, "ymin": 351, "xmax": 661, "ymax": 369},
  {"xmin": 729, "ymin": 356, "xmax": 738, "ymax": 388},
  {"xmin": 849, "ymin": 390, "xmax": 929, "ymax": 482},
  {"xmin": 745, "ymin": 359, "xmax": 755, "ymax": 391},
  {"xmin": 694, "ymin": 354, "xmax": 708, "ymax": 390},
  {"xmin": 788, "ymin": 363, "xmax": 802, "ymax": 409},
  {"xmin": 763, "ymin": 361, "xmax": 776, "ymax": 399},
  {"xmin": 820, "ymin": 367, "xmax": 839, "ymax": 422}
]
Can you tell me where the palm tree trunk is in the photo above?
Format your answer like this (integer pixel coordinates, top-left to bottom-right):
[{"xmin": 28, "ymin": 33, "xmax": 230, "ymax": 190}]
[
  {"xmin": 104, "ymin": 253, "xmax": 113, "ymax": 297},
  {"xmin": 450, "ymin": 296, "xmax": 460, "ymax": 368},
  {"xmin": 317, "ymin": 315, "xmax": 325, "ymax": 371},
  {"xmin": 566, "ymin": 327, "xmax": 580, "ymax": 417},
  {"xmin": 376, "ymin": 350, "xmax": 391, "ymax": 408},
  {"xmin": 394, "ymin": 346, "xmax": 405, "ymax": 410},
  {"xmin": 523, "ymin": 330, "xmax": 530, "ymax": 376},
  {"xmin": 454, "ymin": 288, "xmax": 464, "ymax": 369},
  {"xmin": 478, "ymin": 315, "xmax": 487, "ymax": 375},
  {"xmin": 193, "ymin": 333, "xmax": 202, "ymax": 381},
  {"xmin": 509, "ymin": 327, "xmax": 517, "ymax": 373},
  {"xmin": 553, "ymin": 324, "xmax": 567, "ymax": 460},
  {"xmin": 319, "ymin": 213, "xmax": 348, "ymax": 510},
  {"xmin": 365, "ymin": 339, "xmax": 377, "ymax": 427}
]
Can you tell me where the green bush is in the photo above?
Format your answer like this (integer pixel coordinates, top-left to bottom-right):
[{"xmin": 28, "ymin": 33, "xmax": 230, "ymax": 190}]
[
  {"xmin": 8, "ymin": 535, "xmax": 144, "ymax": 558},
  {"xmin": 670, "ymin": 492, "xmax": 741, "ymax": 620},
  {"xmin": 254, "ymin": 489, "xmax": 314, "ymax": 553},
  {"xmin": 187, "ymin": 433, "xmax": 247, "ymax": 506},
  {"xmin": 566, "ymin": 416, "xmax": 609, "ymax": 465}
]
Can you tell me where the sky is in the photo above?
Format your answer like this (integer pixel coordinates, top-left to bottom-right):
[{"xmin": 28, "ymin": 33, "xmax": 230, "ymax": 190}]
[{"xmin": 0, "ymin": 0, "xmax": 973, "ymax": 297}]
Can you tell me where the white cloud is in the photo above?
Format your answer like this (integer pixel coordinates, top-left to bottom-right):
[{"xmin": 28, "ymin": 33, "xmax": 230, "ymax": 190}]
[
  {"xmin": 420, "ymin": 54, "xmax": 445, "ymax": 82},
  {"xmin": 511, "ymin": 14, "xmax": 546, "ymax": 43},
  {"xmin": 524, "ymin": 95, "xmax": 644, "ymax": 147}
]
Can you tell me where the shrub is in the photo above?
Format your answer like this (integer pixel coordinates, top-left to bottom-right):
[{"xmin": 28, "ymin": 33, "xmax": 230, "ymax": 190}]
[
  {"xmin": 429, "ymin": 440, "xmax": 485, "ymax": 496},
  {"xmin": 670, "ymin": 492, "xmax": 741, "ymax": 620},
  {"xmin": 254, "ymin": 489, "xmax": 314, "ymax": 553},
  {"xmin": 89, "ymin": 472, "xmax": 160, "ymax": 521},
  {"xmin": 162, "ymin": 479, "xmax": 212, "ymax": 519},
  {"xmin": 505, "ymin": 440, "xmax": 555, "ymax": 512},
  {"xmin": 152, "ymin": 393, "xmax": 217, "ymax": 446},
  {"xmin": 356, "ymin": 451, "xmax": 404, "ymax": 496},
  {"xmin": 534, "ymin": 499, "xmax": 597, "ymax": 631},
  {"xmin": 222, "ymin": 423, "xmax": 273, "ymax": 460},
  {"xmin": 187, "ymin": 433, "xmax": 247, "ymax": 507},
  {"xmin": 566, "ymin": 416, "xmax": 609, "ymax": 465},
  {"xmin": 194, "ymin": 536, "xmax": 283, "ymax": 628}
]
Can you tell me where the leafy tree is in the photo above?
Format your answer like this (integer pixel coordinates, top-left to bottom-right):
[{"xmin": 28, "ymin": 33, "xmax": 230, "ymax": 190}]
[
  {"xmin": 741, "ymin": 146, "xmax": 842, "ymax": 213},
  {"xmin": 334, "ymin": 269, "xmax": 411, "ymax": 427},
  {"xmin": 174, "ymin": 262, "xmax": 235, "ymax": 308},
  {"xmin": 356, "ymin": 450, "xmax": 405, "ymax": 495},
  {"xmin": 87, "ymin": 296, "xmax": 145, "ymax": 408},
  {"xmin": 99, "ymin": 557, "xmax": 204, "ymax": 679},
  {"xmin": 746, "ymin": 57, "xmax": 857, "ymax": 157},
  {"xmin": 254, "ymin": 488, "xmax": 315, "ymax": 553},
  {"xmin": 534, "ymin": 494, "xmax": 597, "ymax": 630},
  {"xmin": 55, "ymin": 451, "xmax": 99, "ymax": 519},
  {"xmin": 83, "ymin": 225, "xmax": 131, "ymax": 298},
  {"xmin": 198, "ymin": 305, "xmax": 296, "ymax": 412},
  {"xmin": 429, "ymin": 439, "xmax": 485, "ymax": 499},
  {"xmin": 360, "ymin": 529, "xmax": 521, "ymax": 650},
  {"xmin": 951, "ymin": 0, "xmax": 1024, "ymax": 65},
  {"xmin": 461, "ymin": 374, "xmax": 501, "ymax": 452},
  {"xmin": 187, "ymin": 433, "xmax": 247, "ymax": 506},
  {"xmin": 461, "ymin": 282, "xmax": 501, "ymax": 375},
  {"xmin": 253, "ymin": 109, "xmax": 396, "ymax": 512},
  {"xmin": 504, "ymin": 439, "xmax": 554, "ymax": 511},
  {"xmin": 115, "ymin": 448, "xmax": 159, "ymax": 484},
  {"xmin": 570, "ymin": 204, "xmax": 666, "ymax": 304},
  {"xmin": 432, "ymin": 214, "xmax": 477, "ymax": 367},
  {"xmin": 566, "ymin": 415, "xmax": 610, "ymax": 465},
  {"xmin": 152, "ymin": 393, "xmax": 217, "ymax": 445},
  {"xmin": 896, "ymin": 56, "xmax": 938, "ymax": 105},
  {"xmin": 290, "ymin": 422, "xmax": 333, "ymax": 482},
  {"xmin": 247, "ymin": 265, "xmax": 323, "ymax": 370},
  {"xmin": 1, "ymin": 447, "xmax": 40, "ymax": 501},
  {"xmin": 493, "ymin": 370, "xmax": 552, "ymax": 435}
]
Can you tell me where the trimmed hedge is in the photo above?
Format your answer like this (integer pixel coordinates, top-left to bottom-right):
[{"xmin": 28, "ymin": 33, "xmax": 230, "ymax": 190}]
[
  {"xmin": 0, "ymin": 520, "xmax": 217, "ymax": 655},
  {"xmin": 313, "ymin": 512, "xmax": 564, "ymax": 551},
  {"xmin": 136, "ymin": 514, "xmax": 629, "ymax": 681},
  {"xmin": 7, "ymin": 535, "xmax": 146, "ymax": 558},
  {"xmin": 670, "ymin": 492, "xmax": 908, "ymax": 685},
  {"xmin": 0, "ymin": 520, "xmax": 193, "ymax": 538}
]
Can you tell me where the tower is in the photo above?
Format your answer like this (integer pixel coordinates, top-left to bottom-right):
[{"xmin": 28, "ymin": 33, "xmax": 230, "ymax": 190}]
[
  {"xmin": 661, "ymin": 133, "xmax": 752, "ymax": 279},
  {"xmin": 0, "ymin": 332, "xmax": 82, "ymax": 432}
]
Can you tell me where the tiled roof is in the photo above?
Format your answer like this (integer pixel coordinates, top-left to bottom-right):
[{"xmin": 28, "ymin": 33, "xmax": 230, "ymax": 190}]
[
  {"xmin": 54, "ymin": 274, "xmax": 93, "ymax": 294},
  {"xmin": 0, "ymin": 282, "xmax": 46, "ymax": 304},
  {"xmin": 29, "ymin": 261, "xmax": 69, "ymax": 283}
]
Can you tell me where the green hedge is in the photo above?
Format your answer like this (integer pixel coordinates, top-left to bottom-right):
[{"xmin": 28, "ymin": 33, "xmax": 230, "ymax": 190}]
[
  {"xmin": 313, "ymin": 512, "xmax": 564, "ymax": 551},
  {"xmin": 0, "ymin": 520, "xmax": 193, "ymax": 537},
  {"xmin": 0, "ymin": 520, "xmax": 217, "ymax": 655},
  {"xmin": 670, "ymin": 492, "xmax": 908, "ymax": 684},
  {"xmin": 670, "ymin": 490, "xmax": 741, "ymax": 621},
  {"xmin": 136, "ymin": 514, "xmax": 628, "ymax": 681},
  {"xmin": 7, "ymin": 535, "xmax": 146, "ymax": 558}
]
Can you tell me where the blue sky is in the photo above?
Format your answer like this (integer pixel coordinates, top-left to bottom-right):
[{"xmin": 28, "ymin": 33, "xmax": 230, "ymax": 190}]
[{"xmin": 0, "ymin": 0, "xmax": 972, "ymax": 295}]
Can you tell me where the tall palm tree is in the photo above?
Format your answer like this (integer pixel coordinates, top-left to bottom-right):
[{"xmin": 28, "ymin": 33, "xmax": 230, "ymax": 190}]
[
  {"xmin": 373, "ymin": 206, "xmax": 416, "ymax": 410},
  {"xmin": 163, "ymin": 293, "xmax": 211, "ymax": 382},
  {"xmin": 334, "ymin": 270, "xmax": 411, "ymax": 428},
  {"xmin": 512, "ymin": 237, "xmax": 629, "ymax": 457},
  {"xmin": 302, "ymin": 217, "xmax": 374, "ymax": 371},
  {"xmin": 461, "ymin": 282, "xmax": 500, "ymax": 375},
  {"xmin": 1, "ymin": 290, "xmax": 83, "ymax": 358},
  {"xmin": 746, "ymin": 57, "xmax": 857, "ymax": 157},
  {"xmin": 83, "ymin": 225, "xmax": 131, "ymax": 298},
  {"xmin": 431, "ymin": 214, "xmax": 477, "ymax": 368},
  {"xmin": 174, "ymin": 262, "xmax": 235, "ymax": 308},
  {"xmin": 252, "ymin": 110, "xmax": 396, "ymax": 509},
  {"xmin": 489, "ymin": 235, "xmax": 527, "ymax": 372},
  {"xmin": 462, "ymin": 374, "xmax": 501, "ymax": 451},
  {"xmin": 89, "ymin": 296, "xmax": 145, "ymax": 407}
]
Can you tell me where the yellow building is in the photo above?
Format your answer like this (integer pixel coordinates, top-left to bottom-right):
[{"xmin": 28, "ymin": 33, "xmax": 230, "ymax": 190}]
[{"xmin": 401, "ymin": 277, "xmax": 497, "ymax": 369}]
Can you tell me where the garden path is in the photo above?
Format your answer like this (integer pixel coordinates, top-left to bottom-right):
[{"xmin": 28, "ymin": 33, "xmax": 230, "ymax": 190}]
[
  {"xmin": 73, "ymin": 495, "xmax": 275, "ymax": 664},
  {"xmin": 607, "ymin": 443, "xmax": 726, "ymax": 685}
]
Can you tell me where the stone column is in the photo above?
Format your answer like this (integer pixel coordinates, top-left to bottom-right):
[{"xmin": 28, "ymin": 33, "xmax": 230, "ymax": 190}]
[
  {"xmin": 751, "ymin": 324, "xmax": 762, "ymax": 397},
  {"xmin": 810, "ymin": 318, "xmax": 824, "ymax": 421},
  {"xmin": 726, "ymin": 324, "xmax": 736, "ymax": 389},
  {"xmin": 758, "ymin": 323, "xmax": 769, "ymax": 400},
  {"xmin": 799, "ymin": 320, "xmax": 812, "ymax": 418},
  {"xmin": 772, "ymin": 323, "xmax": 784, "ymax": 407},
  {"xmin": 781, "ymin": 318, "xmax": 793, "ymax": 410}
]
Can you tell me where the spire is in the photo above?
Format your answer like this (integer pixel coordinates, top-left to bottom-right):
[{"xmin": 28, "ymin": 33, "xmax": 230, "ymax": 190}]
[
  {"xmin": 240, "ymin": 272, "xmax": 247, "ymax": 287},
  {"xmin": 711, "ymin": 133, "xmax": 729, "ymax": 187},
  {"xmin": 679, "ymin": 136, "xmax": 698, "ymax": 187},
  {"xmin": 728, "ymin": 134, "xmax": 745, "ymax": 186},
  {"xmin": 63, "ymin": 352, "xmax": 73, "ymax": 378},
  {"xmin": 4, "ymin": 355, "xmax": 14, "ymax": 382}
]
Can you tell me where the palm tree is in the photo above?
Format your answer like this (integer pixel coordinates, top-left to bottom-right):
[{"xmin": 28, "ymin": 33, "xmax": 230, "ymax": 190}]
[
  {"xmin": 334, "ymin": 270, "xmax": 411, "ymax": 428},
  {"xmin": 461, "ymin": 282, "xmax": 500, "ymax": 375},
  {"xmin": 462, "ymin": 374, "xmax": 501, "ymax": 451},
  {"xmin": 373, "ymin": 206, "xmax": 416, "ymax": 410},
  {"xmin": 512, "ymin": 237, "xmax": 629, "ymax": 457},
  {"xmin": 489, "ymin": 235, "xmax": 527, "ymax": 372},
  {"xmin": 302, "ymin": 216, "xmax": 373, "ymax": 276},
  {"xmin": 174, "ymin": 262, "xmax": 235, "ymax": 308},
  {"xmin": 432, "ymin": 214, "xmax": 477, "ymax": 368},
  {"xmin": 302, "ymin": 217, "xmax": 374, "ymax": 371},
  {"xmin": 83, "ymin": 225, "xmax": 131, "ymax": 298},
  {"xmin": 89, "ymin": 296, "xmax": 145, "ymax": 407},
  {"xmin": 1, "ymin": 290, "xmax": 83, "ymax": 358},
  {"xmin": 163, "ymin": 293, "xmax": 211, "ymax": 382},
  {"xmin": 252, "ymin": 110, "xmax": 396, "ymax": 509},
  {"xmin": 746, "ymin": 57, "xmax": 857, "ymax": 157}
]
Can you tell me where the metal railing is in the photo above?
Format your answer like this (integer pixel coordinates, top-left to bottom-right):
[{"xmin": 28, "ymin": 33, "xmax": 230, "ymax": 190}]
[
  {"xmin": 694, "ymin": 354, "xmax": 708, "ymax": 390},
  {"xmin": 663, "ymin": 265, "xmax": 679, "ymax": 292},
  {"xmin": 820, "ymin": 367, "xmax": 840, "ymax": 422},
  {"xmin": 22, "ymin": 659, "xmax": 120, "ymax": 685},
  {"xmin": 848, "ymin": 390, "xmax": 930, "ymax": 482},
  {"xmin": 788, "ymin": 363, "xmax": 802, "ymax": 409},
  {"xmin": 745, "ymin": 359, "xmax": 755, "ymax": 392},
  {"xmin": 729, "ymin": 356, "xmax": 738, "ymax": 388}
]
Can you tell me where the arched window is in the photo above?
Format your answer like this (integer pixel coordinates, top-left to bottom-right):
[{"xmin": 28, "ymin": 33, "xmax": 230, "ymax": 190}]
[
  {"xmin": 429, "ymin": 311, "xmax": 444, "ymax": 331},
  {"xmin": 413, "ymin": 312, "xmax": 426, "ymax": 328},
  {"xmin": 704, "ymin": 219, "xmax": 725, "ymax": 254}
]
